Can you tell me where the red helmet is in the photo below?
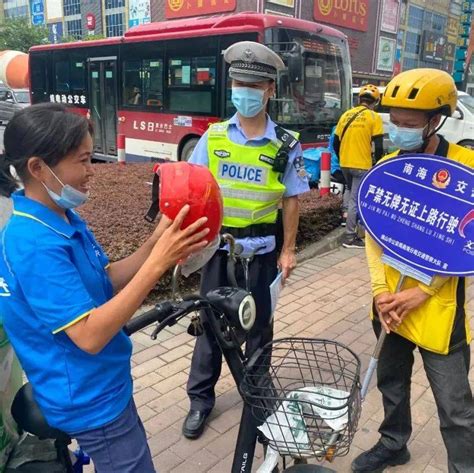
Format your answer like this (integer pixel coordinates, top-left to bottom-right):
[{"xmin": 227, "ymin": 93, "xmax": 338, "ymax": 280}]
[{"xmin": 145, "ymin": 161, "xmax": 223, "ymax": 242}]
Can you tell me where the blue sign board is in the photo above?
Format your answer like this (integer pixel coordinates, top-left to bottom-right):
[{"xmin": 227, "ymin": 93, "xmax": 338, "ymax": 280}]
[
  {"xmin": 358, "ymin": 155, "xmax": 474, "ymax": 277},
  {"xmin": 30, "ymin": 0, "xmax": 44, "ymax": 25},
  {"xmin": 456, "ymin": 48, "xmax": 467, "ymax": 60},
  {"xmin": 48, "ymin": 22, "xmax": 63, "ymax": 44}
]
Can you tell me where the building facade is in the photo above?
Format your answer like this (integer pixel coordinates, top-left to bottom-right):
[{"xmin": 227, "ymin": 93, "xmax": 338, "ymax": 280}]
[
  {"xmin": 397, "ymin": 0, "xmax": 457, "ymax": 74},
  {"xmin": 0, "ymin": 0, "xmax": 137, "ymax": 40}
]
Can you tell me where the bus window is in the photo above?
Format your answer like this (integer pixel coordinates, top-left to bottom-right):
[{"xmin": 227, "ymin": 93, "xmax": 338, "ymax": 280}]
[
  {"xmin": 55, "ymin": 60, "xmax": 70, "ymax": 94},
  {"xmin": 123, "ymin": 60, "xmax": 142, "ymax": 106},
  {"xmin": 30, "ymin": 54, "xmax": 48, "ymax": 103},
  {"xmin": 144, "ymin": 60, "xmax": 164, "ymax": 107},
  {"xmin": 167, "ymin": 56, "xmax": 216, "ymax": 114},
  {"xmin": 52, "ymin": 52, "xmax": 86, "ymax": 98},
  {"xmin": 123, "ymin": 58, "xmax": 164, "ymax": 108},
  {"xmin": 70, "ymin": 60, "xmax": 86, "ymax": 94}
]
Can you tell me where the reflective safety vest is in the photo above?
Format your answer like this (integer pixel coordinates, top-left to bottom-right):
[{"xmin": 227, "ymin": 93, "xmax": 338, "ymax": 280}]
[{"xmin": 207, "ymin": 121, "xmax": 297, "ymax": 228}]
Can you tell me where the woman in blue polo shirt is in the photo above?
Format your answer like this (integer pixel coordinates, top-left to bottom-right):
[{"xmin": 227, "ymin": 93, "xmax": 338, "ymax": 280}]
[{"xmin": 0, "ymin": 103, "xmax": 210, "ymax": 472}]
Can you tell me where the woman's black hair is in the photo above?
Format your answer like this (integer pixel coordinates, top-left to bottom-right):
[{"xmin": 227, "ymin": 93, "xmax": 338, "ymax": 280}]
[{"xmin": 0, "ymin": 103, "xmax": 93, "ymax": 197}]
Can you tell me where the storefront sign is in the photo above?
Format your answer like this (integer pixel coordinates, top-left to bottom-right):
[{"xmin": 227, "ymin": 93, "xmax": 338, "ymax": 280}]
[
  {"xmin": 30, "ymin": 0, "xmax": 45, "ymax": 25},
  {"xmin": 267, "ymin": 0, "xmax": 295, "ymax": 7},
  {"xmin": 48, "ymin": 22, "xmax": 63, "ymax": 44},
  {"xmin": 265, "ymin": 9, "xmax": 294, "ymax": 17},
  {"xmin": 376, "ymin": 37, "xmax": 395, "ymax": 71},
  {"xmin": 313, "ymin": 0, "xmax": 368, "ymax": 32},
  {"xmin": 358, "ymin": 155, "xmax": 474, "ymax": 277},
  {"xmin": 380, "ymin": 0, "xmax": 399, "ymax": 34},
  {"xmin": 129, "ymin": 0, "xmax": 151, "ymax": 27},
  {"xmin": 166, "ymin": 0, "xmax": 236, "ymax": 19},
  {"xmin": 446, "ymin": 42, "xmax": 456, "ymax": 58},
  {"xmin": 86, "ymin": 13, "xmax": 96, "ymax": 31},
  {"xmin": 422, "ymin": 31, "xmax": 447, "ymax": 63},
  {"xmin": 442, "ymin": 60, "xmax": 454, "ymax": 74}
]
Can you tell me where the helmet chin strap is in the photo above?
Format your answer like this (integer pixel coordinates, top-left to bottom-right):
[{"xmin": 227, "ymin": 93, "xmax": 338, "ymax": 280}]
[{"xmin": 415, "ymin": 116, "xmax": 448, "ymax": 153}]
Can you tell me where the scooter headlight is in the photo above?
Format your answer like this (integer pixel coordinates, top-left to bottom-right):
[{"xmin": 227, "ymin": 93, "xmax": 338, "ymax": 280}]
[
  {"xmin": 205, "ymin": 287, "xmax": 256, "ymax": 331},
  {"xmin": 238, "ymin": 294, "xmax": 256, "ymax": 331}
]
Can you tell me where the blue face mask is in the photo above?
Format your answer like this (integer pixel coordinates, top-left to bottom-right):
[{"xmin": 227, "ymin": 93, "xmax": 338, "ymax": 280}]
[
  {"xmin": 42, "ymin": 166, "xmax": 89, "ymax": 209},
  {"xmin": 231, "ymin": 87, "xmax": 266, "ymax": 118},
  {"xmin": 388, "ymin": 122, "xmax": 428, "ymax": 151}
]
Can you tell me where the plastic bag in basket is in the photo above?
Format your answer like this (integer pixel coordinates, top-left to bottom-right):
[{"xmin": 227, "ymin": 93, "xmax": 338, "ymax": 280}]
[{"xmin": 257, "ymin": 385, "xmax": 349, "ymax": 473}]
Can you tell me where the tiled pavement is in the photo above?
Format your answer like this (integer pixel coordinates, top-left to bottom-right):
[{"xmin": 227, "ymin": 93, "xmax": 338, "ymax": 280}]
[{"xmin": 92, "ymin": 247, "xmax": 474, "ymax": 472}]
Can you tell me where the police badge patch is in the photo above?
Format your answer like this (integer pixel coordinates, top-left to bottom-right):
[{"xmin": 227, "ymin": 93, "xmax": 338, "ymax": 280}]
[
  {"xmin": 214, "ymin": 149, "xmax": 231, "ymax": 158},
  {"xmin": 294, "ymin": 155, "xmax": 308, "ymax": 179},
  {"xmin": 259, "ymin": 154, "xmax": 275, "ymax": 166}
]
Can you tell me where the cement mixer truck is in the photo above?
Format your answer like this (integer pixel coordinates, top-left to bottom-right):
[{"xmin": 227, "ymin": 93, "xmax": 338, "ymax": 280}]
[{"xmin": 0, "ymin": 50, "xmax": 30, "ymax": 125}]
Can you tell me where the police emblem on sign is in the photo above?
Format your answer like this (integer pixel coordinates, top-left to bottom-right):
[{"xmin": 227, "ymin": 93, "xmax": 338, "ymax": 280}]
[
  {"xmin": 432, "ymin": 169, "xmax": 451, "ymax": 189},
  {"xmin": 214, "ymin": 150, "xmax": 231, "ymax": 159}
]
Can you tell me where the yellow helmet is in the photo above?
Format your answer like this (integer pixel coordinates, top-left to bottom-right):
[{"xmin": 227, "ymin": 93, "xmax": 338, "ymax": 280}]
[
  {"xmin": 359, "ymin": 84, "xmax": 381, "ymax": 103},
  {"xmin": 381, "ymin": 68, "xmax": 457, "ymax": 116}
]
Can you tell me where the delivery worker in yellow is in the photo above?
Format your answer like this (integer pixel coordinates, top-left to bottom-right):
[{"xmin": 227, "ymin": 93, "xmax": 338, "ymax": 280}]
[
  {"xmin": 352, "ymin": 69, "xmax": 474, "ymax": 473},
  {"xmin": 334, "ymin": 85, "xmax": 384, "ymax": 248}
]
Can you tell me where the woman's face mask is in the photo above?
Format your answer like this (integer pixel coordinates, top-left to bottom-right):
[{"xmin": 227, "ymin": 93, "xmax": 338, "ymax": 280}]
[
  {"xmin": 231, "ymin": 86, "xmax": 268, "ymax": 118},
  {"xmin": 42, "ymin": 165, "xmax": 89, "ymax": 210}
]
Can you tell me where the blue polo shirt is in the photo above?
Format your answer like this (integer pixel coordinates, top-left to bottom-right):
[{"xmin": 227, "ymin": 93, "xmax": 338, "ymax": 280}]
[
  {"xmin": 190, "ymin": 114, "xmax": 309, "ymax": 254},
  {"xmin": 0, "ymin": 192, "xmax": 132, "ymax": 434}
]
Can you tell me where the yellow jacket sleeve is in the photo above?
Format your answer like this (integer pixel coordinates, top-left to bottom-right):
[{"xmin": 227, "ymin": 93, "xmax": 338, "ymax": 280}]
[
  {"xmin": 373, "ymin": 113, "xmax": 384, "ymax": 137},
  {"xmin": 365, "ymin": 233, "xmax": 389, "ymax": 297}
]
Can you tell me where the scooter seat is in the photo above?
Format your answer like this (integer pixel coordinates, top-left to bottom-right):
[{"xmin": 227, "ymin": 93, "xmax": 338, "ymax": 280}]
[{"xmin": 11, "ymin": 383, "xmax": 70, "ymax": 442}]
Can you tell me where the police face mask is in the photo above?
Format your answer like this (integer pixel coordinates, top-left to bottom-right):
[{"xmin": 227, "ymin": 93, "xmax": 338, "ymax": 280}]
[
  {"xmin": 42, "ymin": 165, "xmax": 89, "ymax": 209},
  {"xmin": 388, "ymin": 122, "xmax": 429, "ymax": 151},
  {"xmin": 231, "ymin": 87, "xmax": 266, "ymax": 118}
]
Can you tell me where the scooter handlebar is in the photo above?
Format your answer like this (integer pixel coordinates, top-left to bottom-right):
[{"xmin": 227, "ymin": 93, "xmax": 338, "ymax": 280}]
[{"xmin": 124, "ymin": 301, "xmax": 175, "ymax": 335}]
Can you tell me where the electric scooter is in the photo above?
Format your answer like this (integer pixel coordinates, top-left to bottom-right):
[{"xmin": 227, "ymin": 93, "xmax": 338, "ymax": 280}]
[{"xmin": 10, "ymin": 279, "xmax": 362, "ymax": 472}]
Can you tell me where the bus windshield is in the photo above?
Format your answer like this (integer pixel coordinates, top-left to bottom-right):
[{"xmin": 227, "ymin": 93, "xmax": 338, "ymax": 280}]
[
  {"xmin": 268, "ymin": 30, "xmax": 351, "ymax": 132},
  {"xmin": 224, "ymin": 30, "xmax": 350, "ymax": 135}
]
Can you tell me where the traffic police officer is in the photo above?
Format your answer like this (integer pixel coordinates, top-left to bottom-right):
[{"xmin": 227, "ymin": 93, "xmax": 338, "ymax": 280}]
[
  {"xmin": 183, "ymin": 41, "xmax": 309, "ymax": 439},
  {"xmin": 353, "ymin": 69, "xmax": 474, "ymax": 473}
]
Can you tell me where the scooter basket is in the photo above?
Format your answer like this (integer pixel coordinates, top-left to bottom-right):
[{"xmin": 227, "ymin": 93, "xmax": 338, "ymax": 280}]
[{"xmin": 240, "ymin": 338, "xmax": 361, "ymax": 460}]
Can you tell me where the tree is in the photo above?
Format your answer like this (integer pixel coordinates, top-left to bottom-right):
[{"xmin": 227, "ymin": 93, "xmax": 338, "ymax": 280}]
[
  {"xmin": 0, "ymin": 17, "xmax": 49, "ymax": 53},
  {"xmin": 83, "ymin": 34, "xmax": 105, "ymax": 41}
]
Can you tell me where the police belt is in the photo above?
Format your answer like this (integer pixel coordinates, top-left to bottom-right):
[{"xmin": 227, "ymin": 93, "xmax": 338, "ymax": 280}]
[{"xmin": 221, "ymin": 223, "xmax": 277, "ymax": 238}]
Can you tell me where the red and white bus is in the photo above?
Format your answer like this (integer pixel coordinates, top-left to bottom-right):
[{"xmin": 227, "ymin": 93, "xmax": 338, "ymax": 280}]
[{"xmin": 28, "ymin": 12, "xmax": 351, "ymax": 162}]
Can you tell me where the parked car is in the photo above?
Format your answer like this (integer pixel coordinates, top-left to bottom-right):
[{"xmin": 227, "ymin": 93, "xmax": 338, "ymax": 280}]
[
  {"xmin": 0, "ymin": 87, "xmax": 30, "ymax": 126},
  {"xmin": 353, "ymin": 86, "xmax": 474, "ymax": 150}
]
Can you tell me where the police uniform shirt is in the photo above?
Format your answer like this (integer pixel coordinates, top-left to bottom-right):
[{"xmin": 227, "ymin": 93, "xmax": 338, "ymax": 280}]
[{"xmin": 190, "ymin": 113, "xmax": 309, "ymax": 254}]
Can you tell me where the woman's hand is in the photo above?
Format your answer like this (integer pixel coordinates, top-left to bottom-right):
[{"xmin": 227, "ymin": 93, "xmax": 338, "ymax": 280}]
[
  {"xmin": 150, "ymin": 214, "xmax": 173, "ymax": 243},
  {"xmin": 147, "ymin": 205, "xmax": 210, "ymax": 273}
]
